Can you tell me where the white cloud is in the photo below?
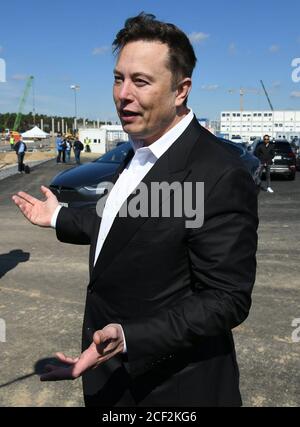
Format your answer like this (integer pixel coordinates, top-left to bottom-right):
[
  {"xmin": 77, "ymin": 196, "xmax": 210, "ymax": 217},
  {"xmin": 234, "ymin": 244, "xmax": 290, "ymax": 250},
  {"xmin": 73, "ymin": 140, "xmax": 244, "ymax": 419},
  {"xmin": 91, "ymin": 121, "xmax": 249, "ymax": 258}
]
[
  {"xmin": 269, "ymin": 44, "xmax": 280, "ymax": 53},
  {"xmin": 272, "ymin": 81, "xmax": 281, "ymax": 89},
  {"xmin": 201, "ymin": 84, "xmax": 219, "ymax": 91},
  {"xmin": 92, "ymin": 46, "xmax": 110, "ymax": 55},
  {"xmin": 188, "ymin": 32, "xmax": 210, "ymax": 45},
  {"xmin": 291, "ymin": 91, "xmax": 300, "ymax": 98},
  {"xmin": 228, "ymin": 42, "xmax": 237, "ymax": 55},
  {"xmin": 11, "ymin": 74, "xmax": 28, "ymax": 81}
]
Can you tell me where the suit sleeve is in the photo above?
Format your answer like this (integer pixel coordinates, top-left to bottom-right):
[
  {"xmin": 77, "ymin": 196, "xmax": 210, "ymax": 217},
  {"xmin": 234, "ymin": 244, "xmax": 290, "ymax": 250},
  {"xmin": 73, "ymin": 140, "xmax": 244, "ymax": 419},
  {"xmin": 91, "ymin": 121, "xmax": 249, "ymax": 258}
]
[
  {"xmin": 122, "ymin": 167, "xmax": 258, "ymax": 376},
  {"xmin": 56, "ymin": 206, "xmax": 98, "ymax": 245}
]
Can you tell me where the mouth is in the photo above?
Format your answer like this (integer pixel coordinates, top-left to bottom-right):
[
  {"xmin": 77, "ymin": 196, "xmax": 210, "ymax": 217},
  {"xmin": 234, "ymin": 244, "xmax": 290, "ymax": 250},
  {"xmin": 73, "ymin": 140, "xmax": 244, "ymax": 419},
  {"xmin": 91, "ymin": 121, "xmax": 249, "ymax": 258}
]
[{"xmin": 120, "ymin": 110, "xmax": 141, "ymax": 121}]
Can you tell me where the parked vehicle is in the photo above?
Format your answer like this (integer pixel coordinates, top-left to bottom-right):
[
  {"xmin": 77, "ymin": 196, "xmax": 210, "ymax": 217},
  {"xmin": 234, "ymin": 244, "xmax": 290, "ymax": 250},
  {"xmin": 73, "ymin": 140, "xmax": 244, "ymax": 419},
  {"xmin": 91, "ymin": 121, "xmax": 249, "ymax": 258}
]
[
  {"xmin": 251, "ymin": 139, "xmax": 296, "ymax": 180},
  {"xmin": 229, "ymin": 135, "xmax": 247, "ymax": 147},
  {"xmin": 50, "ymin": 138, "xmax": 260, "ymax": 208},
  {"xmin": 218, "ymin": 138, "xmax": 260, "ymax": 182},
  {"xmin": 50, "ymin": 143, "xmax": 130, "ymax": 207},
  {"xmin": 296, "ymin": 150, "xmax": 300, "ymax": 171}
]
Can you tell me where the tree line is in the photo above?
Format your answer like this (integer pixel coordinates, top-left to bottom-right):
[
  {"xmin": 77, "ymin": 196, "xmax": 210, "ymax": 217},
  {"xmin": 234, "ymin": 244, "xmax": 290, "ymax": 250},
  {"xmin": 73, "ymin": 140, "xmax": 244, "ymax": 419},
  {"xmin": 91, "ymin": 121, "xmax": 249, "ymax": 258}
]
[{"xmin": 0, "ymin": 112, "xmax": 112, "ymax": 133}]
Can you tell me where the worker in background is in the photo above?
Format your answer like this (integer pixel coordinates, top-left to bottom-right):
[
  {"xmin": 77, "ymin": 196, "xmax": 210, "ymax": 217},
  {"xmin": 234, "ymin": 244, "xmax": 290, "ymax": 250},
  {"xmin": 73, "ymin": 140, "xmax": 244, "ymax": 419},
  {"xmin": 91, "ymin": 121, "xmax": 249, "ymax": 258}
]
[
  {"xmin": 14, "ymin": 136, "xmax": 27, "ymax": 173},
  {"xmin": 9, "ymin": 133, "xmax": 15, "ymax": 150},
  {"xmin": 84, "ymin": 137, "xmax": 91, "ymax": 152}
]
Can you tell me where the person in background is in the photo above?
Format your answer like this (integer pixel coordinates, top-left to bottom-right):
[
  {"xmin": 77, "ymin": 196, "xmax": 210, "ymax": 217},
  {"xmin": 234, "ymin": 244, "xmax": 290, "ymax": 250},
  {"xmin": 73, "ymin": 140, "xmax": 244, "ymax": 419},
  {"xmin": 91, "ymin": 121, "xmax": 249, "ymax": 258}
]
[
  {"xmin": 14, "ymin": 136, "xmax": 27, "ymax": 173},
  {"xmin": 56, "ymin": 133, "xmax": 66, "ymax": 163},
  {"xmin": 255, "ymin": 134, "xmax": 275, "ymax": 193},
  {"xmin": 65, "ymin": 138, "xmax": 72, "ymax": 163},
  {"xmin": 85, "ymin": 138, "xmax": 91, "ymax": 152},
  {"xmin": 9, "ymin": 133, "xmax": 15, "ymax": 150},
  {"xmin": 73, "ymin": 138, "xmax": 84, "ymax": 165}
]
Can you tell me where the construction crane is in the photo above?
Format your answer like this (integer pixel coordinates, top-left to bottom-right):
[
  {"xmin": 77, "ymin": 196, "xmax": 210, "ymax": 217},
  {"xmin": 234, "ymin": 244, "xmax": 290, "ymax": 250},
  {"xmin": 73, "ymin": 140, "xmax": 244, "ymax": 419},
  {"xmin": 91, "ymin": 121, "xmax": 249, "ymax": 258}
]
[
  {"xmin": 260, "ymin": 80, "xmax": 274, "ymax": 111},
  {"xmin": 228, "ymin": 87, "xmax": 259, "ymax": 112},
  {"xmin": 13, "ymin": 75, "xmax": 34, "ymax": 131}
]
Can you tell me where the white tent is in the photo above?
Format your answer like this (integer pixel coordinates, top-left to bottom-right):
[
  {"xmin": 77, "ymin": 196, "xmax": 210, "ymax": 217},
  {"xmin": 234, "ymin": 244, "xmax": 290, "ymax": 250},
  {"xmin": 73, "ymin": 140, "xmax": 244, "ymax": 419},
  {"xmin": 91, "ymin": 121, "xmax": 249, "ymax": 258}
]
[{"xmin": 21, "ymin": 126, "xmax": 49, "ymax": 139}]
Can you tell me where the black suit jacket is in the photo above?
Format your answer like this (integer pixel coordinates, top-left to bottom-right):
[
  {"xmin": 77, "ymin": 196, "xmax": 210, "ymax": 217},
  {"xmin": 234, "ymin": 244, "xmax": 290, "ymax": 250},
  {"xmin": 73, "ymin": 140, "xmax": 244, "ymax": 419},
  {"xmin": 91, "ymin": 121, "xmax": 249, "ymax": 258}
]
[{"xmin": 56, "ymin": 118, "xmax": 258, "ymax": 407}]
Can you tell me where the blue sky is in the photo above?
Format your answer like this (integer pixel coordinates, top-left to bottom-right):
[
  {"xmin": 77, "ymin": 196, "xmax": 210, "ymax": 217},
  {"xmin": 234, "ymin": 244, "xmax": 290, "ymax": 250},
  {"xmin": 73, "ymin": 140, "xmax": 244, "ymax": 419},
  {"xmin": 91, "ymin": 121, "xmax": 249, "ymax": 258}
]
[{"xmin": 1, "ymin": 0, "xmax": 300, "ymax": 122}]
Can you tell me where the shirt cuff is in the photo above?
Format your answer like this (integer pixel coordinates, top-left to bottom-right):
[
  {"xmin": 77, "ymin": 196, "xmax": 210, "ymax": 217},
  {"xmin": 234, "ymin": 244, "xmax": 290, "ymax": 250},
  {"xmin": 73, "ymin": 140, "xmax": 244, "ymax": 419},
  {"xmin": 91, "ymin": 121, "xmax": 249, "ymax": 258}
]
[
  {"xmin": 51, "ymin": 205, "xmax": 63, "ymax": 229},
  {"xmin": 119, "ymin": 324, "xmax": 127, "ymax": 353}
]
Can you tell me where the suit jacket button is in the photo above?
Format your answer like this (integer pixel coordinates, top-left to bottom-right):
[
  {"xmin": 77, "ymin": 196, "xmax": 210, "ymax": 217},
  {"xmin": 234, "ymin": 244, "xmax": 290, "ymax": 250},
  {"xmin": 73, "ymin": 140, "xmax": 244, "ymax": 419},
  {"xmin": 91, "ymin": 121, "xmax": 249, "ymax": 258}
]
[{"xmin": 88, "ymin": 287, "xmax": 94, "ymax": 294}]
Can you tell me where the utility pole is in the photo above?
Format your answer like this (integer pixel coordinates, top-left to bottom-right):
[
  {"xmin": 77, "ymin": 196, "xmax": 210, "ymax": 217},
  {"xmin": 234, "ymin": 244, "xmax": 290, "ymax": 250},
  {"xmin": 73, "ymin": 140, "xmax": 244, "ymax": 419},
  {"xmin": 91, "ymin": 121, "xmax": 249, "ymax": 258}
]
[
  {"xmin": 239, "ymin": 89, "xmax": 244, "ymax": 112},
  {"xmin": 32, "ymin": 77, "xmax": 36, "ymax": 125},
  {"xmin": 70, "ymin": 84, "xmax": 80, "ymax": 133}
]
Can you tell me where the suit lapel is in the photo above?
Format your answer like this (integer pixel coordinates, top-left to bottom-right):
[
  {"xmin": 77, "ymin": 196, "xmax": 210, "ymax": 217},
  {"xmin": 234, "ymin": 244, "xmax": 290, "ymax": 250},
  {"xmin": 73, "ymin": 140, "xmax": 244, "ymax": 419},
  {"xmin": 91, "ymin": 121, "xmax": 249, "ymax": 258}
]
[{"xmin": 90, "ymin": 117, "xmax": 202, "ymax": 284}]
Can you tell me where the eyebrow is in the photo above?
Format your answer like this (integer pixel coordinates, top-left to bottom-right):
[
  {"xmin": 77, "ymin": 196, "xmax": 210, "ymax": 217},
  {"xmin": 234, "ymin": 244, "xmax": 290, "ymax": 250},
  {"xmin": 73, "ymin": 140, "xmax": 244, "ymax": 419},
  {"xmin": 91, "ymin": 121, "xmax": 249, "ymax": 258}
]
[{"xmin": 113, "ymin": 69, "xmax": 154, "ymax": 81}]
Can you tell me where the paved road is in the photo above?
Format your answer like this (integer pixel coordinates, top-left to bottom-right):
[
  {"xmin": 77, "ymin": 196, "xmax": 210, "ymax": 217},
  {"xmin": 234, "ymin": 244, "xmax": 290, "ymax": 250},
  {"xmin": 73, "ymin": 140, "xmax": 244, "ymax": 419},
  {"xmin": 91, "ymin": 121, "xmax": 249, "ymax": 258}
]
[{"xmin": 0, "ymin": 162, "xmax": 299, "ymax": 407}]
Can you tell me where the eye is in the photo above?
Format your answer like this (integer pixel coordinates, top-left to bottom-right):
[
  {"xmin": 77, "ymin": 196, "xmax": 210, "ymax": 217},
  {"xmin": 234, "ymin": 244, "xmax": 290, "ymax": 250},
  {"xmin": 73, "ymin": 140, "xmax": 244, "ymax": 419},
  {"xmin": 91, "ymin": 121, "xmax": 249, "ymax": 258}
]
[
  {"xmin": 114, "ymin": 75, "xmax": 123, "ymax": 84},
  {"xmin": 134, "ymin": 79, "xmax": 149, "ymax": 87}
]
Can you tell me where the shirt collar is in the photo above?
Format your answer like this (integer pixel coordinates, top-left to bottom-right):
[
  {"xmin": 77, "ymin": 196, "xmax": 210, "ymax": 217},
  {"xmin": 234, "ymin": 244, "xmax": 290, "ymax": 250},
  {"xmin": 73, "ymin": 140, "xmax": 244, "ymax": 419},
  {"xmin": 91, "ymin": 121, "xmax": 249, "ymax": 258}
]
[{"xmin": 130, "ymin": 109, "xmax": 194, "ymax": 159}]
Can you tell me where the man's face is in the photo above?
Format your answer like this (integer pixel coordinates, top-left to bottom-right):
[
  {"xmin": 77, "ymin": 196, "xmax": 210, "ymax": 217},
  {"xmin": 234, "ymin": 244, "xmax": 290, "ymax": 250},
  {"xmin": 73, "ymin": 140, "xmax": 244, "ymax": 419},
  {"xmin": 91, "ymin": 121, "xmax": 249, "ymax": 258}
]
[
  {"xmin": 113, "ymin": 41, "xmax": 183, "ymax": 145},
  {"xmin": 264, "ymin": 136, "xmax": 270, "ymax": 145}
]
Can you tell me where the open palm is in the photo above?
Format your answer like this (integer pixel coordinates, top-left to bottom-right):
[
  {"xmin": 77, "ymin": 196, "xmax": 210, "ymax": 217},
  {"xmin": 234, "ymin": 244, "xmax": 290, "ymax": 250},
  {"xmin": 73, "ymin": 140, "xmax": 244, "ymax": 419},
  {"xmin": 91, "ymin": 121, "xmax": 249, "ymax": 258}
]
[
  {"xmin": 40, "ymin": 325, "xmax": 124, "ymax": 381},
  {"xmin": 12, "ymin": 185, "xmax": 59, "ymax": 227}
]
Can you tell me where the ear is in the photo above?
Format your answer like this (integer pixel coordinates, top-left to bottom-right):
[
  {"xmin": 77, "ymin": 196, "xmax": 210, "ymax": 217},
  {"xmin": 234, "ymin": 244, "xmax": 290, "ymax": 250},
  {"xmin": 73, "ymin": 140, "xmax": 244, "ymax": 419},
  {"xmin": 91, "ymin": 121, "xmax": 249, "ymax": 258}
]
[{"xmin": 175, "ymin": 78, "xmax": 192, "ymax": 107}]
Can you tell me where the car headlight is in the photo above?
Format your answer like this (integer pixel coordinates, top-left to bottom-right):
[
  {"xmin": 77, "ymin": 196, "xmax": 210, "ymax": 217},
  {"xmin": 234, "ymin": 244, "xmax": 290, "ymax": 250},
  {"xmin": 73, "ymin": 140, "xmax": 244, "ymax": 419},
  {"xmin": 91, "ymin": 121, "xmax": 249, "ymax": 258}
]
[{"xmin": 82, "ymin": 185, "xmax": 108, "ymax": 195}]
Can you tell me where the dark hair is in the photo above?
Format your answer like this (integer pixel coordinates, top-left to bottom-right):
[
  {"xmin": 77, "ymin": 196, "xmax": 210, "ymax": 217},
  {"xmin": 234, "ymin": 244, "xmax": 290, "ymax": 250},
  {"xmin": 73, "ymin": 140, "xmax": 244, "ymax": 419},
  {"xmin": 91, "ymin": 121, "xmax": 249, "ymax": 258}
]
[{"xmin": 113, "ymin": 12, "xmax": 197, "ymax": 86}]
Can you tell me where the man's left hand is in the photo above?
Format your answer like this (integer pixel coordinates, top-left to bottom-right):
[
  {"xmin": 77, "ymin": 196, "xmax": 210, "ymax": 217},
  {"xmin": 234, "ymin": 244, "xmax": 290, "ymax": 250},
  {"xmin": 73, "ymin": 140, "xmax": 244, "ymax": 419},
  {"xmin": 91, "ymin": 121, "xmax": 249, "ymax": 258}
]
[{"xmin": 40, "ymin": 324, "xmax": 124, "ymax": 381}]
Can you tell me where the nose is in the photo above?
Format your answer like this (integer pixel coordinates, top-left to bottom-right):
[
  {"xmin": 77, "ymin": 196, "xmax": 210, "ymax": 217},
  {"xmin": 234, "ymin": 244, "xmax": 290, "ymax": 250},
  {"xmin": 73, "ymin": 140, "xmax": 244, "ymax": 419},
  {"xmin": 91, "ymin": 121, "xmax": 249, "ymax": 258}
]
[{"xmin": 116, "ymin": 80, "xmax": 134, "ymax": 102}]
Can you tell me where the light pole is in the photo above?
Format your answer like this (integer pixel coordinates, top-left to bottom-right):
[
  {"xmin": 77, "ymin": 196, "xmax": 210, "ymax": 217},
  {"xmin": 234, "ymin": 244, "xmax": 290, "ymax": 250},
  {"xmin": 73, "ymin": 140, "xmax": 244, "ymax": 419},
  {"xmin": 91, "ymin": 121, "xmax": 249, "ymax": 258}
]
[{"xmin": 70, "ymin": 84, "xmax": 80, "ymax": 133}]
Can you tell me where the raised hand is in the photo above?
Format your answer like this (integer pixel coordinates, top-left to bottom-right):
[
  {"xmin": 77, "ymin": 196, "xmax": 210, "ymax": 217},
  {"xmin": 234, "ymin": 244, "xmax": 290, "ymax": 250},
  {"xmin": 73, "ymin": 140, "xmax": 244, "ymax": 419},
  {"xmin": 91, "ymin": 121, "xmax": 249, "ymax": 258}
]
[
  {"xmin": 40, "ymin": 324, "xmax": 125, "ymax": 381},
  {"xmin": 12, "ymin": 185, "xmax": 59, "ymax": 227}
]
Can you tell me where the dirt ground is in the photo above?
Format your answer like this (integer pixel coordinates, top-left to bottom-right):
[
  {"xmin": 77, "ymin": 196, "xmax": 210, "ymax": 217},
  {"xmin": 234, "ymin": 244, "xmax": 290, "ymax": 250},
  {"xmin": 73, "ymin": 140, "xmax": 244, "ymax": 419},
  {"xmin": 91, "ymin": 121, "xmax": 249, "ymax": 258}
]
[{"xmin": 0, "ymin": 152, "xmax": 54, "ymax": 169}]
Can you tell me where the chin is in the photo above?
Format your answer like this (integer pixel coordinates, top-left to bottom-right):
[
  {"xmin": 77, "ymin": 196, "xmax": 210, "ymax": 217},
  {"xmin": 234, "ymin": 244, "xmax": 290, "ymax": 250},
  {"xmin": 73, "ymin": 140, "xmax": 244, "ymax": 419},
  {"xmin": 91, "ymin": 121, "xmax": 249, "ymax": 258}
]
[{"xmin": 122, "ymin": 124, "xmax": 144, "ymax": 136}]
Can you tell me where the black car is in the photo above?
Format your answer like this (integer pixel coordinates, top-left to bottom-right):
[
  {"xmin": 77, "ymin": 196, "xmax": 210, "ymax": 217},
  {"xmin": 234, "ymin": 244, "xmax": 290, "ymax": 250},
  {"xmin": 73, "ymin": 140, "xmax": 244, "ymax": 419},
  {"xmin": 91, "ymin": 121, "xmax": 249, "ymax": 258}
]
[
  {"xmin": 296, "ymin": 150, "xmax": 300, "ymax": 171},
  {"xmin": 291, "ymin": 139, "xmax": 300, "ymax": 171},
  {"xmin": 50, "ymin": 139, "xmax": 260, "ymax": 208},
  {"xmin": 252, "ymin": 139, "xmax": 296, "ymax": 180},
  {"xmin": 50, "ymin": 143, "xmax": 130, "ymax": 207}
]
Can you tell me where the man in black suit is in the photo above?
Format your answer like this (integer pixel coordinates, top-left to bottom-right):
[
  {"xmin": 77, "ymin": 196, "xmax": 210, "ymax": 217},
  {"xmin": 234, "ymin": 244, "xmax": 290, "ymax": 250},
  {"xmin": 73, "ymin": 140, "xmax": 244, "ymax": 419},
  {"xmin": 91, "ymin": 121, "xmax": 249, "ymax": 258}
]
[
  {"xmin": 255, "ymin": 135, "xmax": 275, "ymax": 193},
  {"xmin": 12, "ymin": 13, "xmax": 258, "ymax": 407}
]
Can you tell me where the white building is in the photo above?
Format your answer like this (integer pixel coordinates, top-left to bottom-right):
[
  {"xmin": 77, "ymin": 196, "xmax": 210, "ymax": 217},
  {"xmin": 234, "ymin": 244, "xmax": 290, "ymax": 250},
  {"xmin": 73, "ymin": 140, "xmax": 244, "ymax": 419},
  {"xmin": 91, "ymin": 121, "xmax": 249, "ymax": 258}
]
[
  {"xmin": 78, "ymin": 125, "xmax": 129, "ymax": 154},
  {"xmin": 220, "ymin": 110, "xmax": 300, "ymax": 143}
]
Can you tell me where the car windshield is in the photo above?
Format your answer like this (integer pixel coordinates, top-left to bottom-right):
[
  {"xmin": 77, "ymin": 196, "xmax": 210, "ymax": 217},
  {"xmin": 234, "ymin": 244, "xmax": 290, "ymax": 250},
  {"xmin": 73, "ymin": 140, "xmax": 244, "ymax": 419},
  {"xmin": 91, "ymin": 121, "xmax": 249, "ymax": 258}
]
[{"xmin": 95, "ymin": 144, "xmax": 130, "ymax": 164}]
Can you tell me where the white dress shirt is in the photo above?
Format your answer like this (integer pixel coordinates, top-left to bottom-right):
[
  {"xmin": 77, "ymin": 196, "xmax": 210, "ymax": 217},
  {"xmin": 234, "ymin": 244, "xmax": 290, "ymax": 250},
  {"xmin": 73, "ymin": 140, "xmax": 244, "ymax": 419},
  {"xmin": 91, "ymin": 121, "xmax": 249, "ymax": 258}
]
[{"xmin": 51, "ymin": 109, "xmax": 194, "ymax": 352}]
